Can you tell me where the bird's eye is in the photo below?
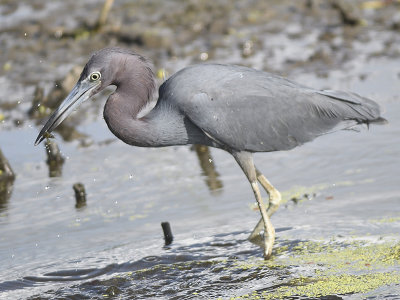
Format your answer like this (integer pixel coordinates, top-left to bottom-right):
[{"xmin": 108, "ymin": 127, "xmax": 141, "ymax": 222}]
[{"xmin": 89, "ymin": 72, "xmax": 101, "ymax": 82}]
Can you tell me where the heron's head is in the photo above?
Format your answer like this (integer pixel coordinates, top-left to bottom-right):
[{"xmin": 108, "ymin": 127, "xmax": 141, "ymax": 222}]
[{"xmin": 35, "ymin": 47, "xmax": 155, "ymax": 145}]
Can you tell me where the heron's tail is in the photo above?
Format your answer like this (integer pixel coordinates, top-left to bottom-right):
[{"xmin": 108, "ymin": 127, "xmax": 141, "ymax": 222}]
[{"xmin": 317, "ymin": 89, "xmax": 388, "ymax": 126}]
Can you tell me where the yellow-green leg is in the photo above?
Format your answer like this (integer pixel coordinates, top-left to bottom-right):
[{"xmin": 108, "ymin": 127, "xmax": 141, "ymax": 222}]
[
  {"xmin": 232, "ymin": 152, "xmax": 275, "ymax": 259},
  {"xmin": 248, "ymin": 168, "xmax": 282, "ymax": 247}
]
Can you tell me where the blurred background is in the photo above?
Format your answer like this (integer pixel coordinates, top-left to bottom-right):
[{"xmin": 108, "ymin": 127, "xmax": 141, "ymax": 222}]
[{"xmin": 0, "ymin": 0, "xmax": 399, "ymax": 299}]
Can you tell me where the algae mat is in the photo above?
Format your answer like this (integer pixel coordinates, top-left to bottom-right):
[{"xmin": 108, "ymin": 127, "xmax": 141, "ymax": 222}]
[
  {"xmin": 94, "ymin": 236, "xmax": 400, "ymax": 300},
  {"xmin": 230, "ymin": 238, "xmax": 400, "ymax": 299}
]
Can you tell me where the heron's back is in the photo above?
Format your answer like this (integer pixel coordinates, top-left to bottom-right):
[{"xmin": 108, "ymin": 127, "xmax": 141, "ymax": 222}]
[{"xmin": 158, "ymin": 64, "xmax": 384, "ymax": 152}]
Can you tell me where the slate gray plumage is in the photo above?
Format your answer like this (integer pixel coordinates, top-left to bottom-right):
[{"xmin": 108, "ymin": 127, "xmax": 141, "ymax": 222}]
[{"xmin": 36, "ymin": 48, "xmax": 385, "ymax": 259}]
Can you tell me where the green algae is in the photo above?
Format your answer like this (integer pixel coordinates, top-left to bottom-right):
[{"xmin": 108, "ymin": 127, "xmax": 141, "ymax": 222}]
[
  {"xmin": 230, "ymin": 256, "xmax": 285, "ymax": 271},
  {"xmin": 133, "ymin": 238, "xmax": 398, "ymax": 299},
  {"xmin": 257, "ymin": 272, "xmax": 400, "ymax": 299},
  {"xmin": 278, "ymin": 179, "xmax": 375, "ymax": 205},
  {"xmin": 280, "ymin": 183, "xmax": 328, "ymax": 204},
  {"xmin": 370, "ymin": 215, "xmax": 400, "ymax": 224},
  {"xmin": 102, "ymin": 236, "xmax": 399, "ymax": 299},
  {"xmin": 231, "ymin": 238, "xmax": 400, "ymax": 299}
]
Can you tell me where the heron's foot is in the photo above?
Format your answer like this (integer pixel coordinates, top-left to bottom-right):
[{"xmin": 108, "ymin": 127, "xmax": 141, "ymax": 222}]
[
  {"xmin": 256, "ymin": 229, "xmax": 275, "ymax": 259},
  {"xmin": 248, "ymin": 218, "xmax": 275, "ymax": 260},
  {"xmin": 267, "ymin": 189, "xmax": 281, "ymax": 217},
  {"xmin": 262, "ymin": 222, "xmax": 275, "ymax": 259},
  {"xmin": 248, "ymin": 218, "xmax": 264, "ymax": 246},
  {"xmin": 263, "ymin": 240, "xmax": 273, "ymax": 259}
]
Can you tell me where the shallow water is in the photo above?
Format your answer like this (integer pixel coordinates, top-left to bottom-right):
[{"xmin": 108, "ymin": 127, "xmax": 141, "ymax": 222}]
[
  {"xmin": 1, "ymin": 57, "xmax": 399, "ymax": 299},
  {"xmin": 1, "ymin": 1, "xmax": 400, "ymax": 299}
]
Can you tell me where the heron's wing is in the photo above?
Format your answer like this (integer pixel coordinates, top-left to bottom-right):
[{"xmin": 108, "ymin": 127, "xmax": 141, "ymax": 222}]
[{"xmin": 180, "ymin": 74, "xmax": 381, "ymax": 152}]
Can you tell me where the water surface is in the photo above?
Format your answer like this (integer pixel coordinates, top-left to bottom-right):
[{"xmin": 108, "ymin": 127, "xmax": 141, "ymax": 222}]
[{"xmin": 1, "ymin": 1, "xmax": 399, "ymax": 299}]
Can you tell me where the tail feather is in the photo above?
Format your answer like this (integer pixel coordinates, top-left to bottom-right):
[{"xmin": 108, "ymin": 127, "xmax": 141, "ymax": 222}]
[{"xmin": 317, "ymin": 89, "xmax": 387, "ymax": 125}]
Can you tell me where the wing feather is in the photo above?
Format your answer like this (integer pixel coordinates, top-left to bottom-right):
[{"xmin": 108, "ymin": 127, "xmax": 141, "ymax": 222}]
[{"xmin": 161, "ymin": 64, "xmax": 383, "ymax": 152}]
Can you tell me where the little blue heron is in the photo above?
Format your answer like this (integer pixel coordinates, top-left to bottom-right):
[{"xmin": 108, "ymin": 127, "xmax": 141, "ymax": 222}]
[{"xmin": 35, "ymin": 47, "xmax": 386, "ymax": 259}]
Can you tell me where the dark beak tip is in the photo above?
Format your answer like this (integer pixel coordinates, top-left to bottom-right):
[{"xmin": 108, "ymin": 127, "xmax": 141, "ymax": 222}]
[
  {"xmin": 34, "ymin": 135, "xmax": 45, "ymax": 146},
  {"xmin": 33, "ymin": 79, "xmax": 92, "ymax": 147}
]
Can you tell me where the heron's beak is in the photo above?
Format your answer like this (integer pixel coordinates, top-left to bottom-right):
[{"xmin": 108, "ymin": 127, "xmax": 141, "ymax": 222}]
[{"xmin": 34, "ymin": 79, "xmax": 100, "ymax": 146}]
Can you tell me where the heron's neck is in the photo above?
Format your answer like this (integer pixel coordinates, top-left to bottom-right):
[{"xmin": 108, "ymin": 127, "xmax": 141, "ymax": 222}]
[
  {"xmin": 104, "ymin": 89, "xmax": 210, "ymax": 148},
  {"xmin": 103, "ymin": 81, "xmax": 155, "ymax": 144}
]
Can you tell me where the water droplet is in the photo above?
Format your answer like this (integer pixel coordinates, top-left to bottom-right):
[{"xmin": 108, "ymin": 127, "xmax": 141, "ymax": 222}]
[
  {"xmin": 45, "ymin": 186, "xmax": 50, "ymax": 190},
  {"xmin": 17, "ymin": 100, "xmax": 21, "ymax": 104},
  {"xmin": 115, "ymin": 201, "xmax": 118, "ymax": 204},
  {"xmin": 37, "ymin": 103, "xmax": 41, "ymax": 107},
  {"xmin": 57, "ymin": 234, "xmax": 60, "ymax": 238},
  {"xmin": 129, "ymin": 174, "xmax": 133, "ymax": 179},
  {"xmin": 24, "ymin": 32, "xmax": 27, "ymax": 37},
  {"xmin": 11, "ymin": 254, "xmax": 14, "ymax": 258},
  {"xmin": 200, "ymin": 52, "xmax": 208, "ymax": 61},
  {"xmin": 93, "ymin": 178, "xmax": 96, "ymax": 182},
  {"xmin": 208, "ymin": 159, "xmax": 212, "ymax": 163}
]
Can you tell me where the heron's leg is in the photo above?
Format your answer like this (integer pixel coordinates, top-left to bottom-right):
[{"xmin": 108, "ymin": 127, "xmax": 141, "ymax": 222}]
[
  {"xmin": 232, "ymin": 151, "xmax": 275, "ymax": 259},
  {"xmin": 248, "ymin": 169, "xmax": 282, "ymax": 243},
  {"xmin": 256, "ymin": 169, "xmax": 282, "ymax": 217}
]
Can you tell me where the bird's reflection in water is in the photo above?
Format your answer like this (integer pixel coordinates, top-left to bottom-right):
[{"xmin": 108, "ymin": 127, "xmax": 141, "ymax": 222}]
[
  {"xmin": 192, "ymin": 145, "xmax": 223, "ymax": 195},
  {"xmin": 0, "ymin": 148, "xmax": 15, "ymax": 213},
  {"xmin": 45, "ymin": 140, "xmax": 65, "ymax": 177},
  {"xmin": 0, "ymin": 181, "xmax": 13, "ymax": 214}
]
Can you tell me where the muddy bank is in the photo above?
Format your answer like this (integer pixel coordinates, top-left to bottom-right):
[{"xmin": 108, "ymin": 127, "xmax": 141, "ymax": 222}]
[{"xmin": 1, "ymin": 0, "xmax": 400, "ymax": 135}]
